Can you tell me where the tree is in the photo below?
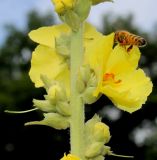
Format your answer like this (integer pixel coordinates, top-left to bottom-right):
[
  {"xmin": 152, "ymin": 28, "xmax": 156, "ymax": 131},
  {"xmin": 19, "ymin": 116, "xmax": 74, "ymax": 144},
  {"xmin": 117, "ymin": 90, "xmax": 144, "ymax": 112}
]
[{"xmin": 0, "ymin": 10, "xmax": 56, "ymax": 110}]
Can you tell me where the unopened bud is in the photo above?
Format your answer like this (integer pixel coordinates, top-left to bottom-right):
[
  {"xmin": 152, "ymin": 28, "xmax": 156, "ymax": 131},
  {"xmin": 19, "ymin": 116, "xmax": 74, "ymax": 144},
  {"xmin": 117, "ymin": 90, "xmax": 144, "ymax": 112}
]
[
  {"xmin": 40, "ymin": 75, "xmax": 53, "ymax": 91},
  {"xmin": 57, "ymin": 101, "xmax": 71, "ymax": 116},
  {"xmin": 94, "ymin": 122, "xmax": 111, "ymax": 143},
  {"xmin": 52, "ymin": 0, "xmax": 75, "ymax": 14},
  {"xmin": 55, "ymin": 33, "xmax": 70, "ymax": 57},
  {"xmin": 85, "ymin": 142, "xmax": 104, "ymax": 158},
  {"xmin": 102, "ymin": 146, "xmax": 111, "ymax": 156},
  {"xmin": 76, "ymin": 78, "xmax": 86, "ymax": 94},
  {"xmin": 74, "ymin": 0, "xmax": 91, "ymax": 21},
  {"xmin": 61, "ymin": 10, "xmax": 81, "ymax": 32},
  {"xmin": 83, "ymin": 86, "xmax": 100, "ymax": 104},
  {"xmin": 33, "ymin": 99, "xmax": 56, "ymax": 112},
  {"xmin": 79, "ymin": 65, "xmax": 92, "ymax": 84},
  {"xmin": 85, "ymin": 114, "xmax": 101, "ymax": 132},
  {"xmin": 25, "ymin": 113, "xmax": 69, "ymax": 130},
  {"xmin": 47, "ymin": 83, "xmax": 67, "ymax": 104}
]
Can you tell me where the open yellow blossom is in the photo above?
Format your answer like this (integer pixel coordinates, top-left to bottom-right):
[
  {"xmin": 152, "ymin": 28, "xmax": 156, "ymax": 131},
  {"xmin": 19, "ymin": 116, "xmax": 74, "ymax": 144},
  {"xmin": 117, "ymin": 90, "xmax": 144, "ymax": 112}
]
[
  {"xmin": 28, "ymin": 23, "xmax": 102, "ymax": 96},
  {"xmin": 60, "ymin": 154, "xmax": 80, "ymax": 160},
  {"xmin": 28, "ymin": 23, "xmax": 102, "ymax": 48},
  {"xmin": 29, "ymin": 44, "xmax": 70, "ymax": 96},
  {"xmin": 29, "ymin": 22, "xmax": 152, "ymax": 113},
  {"xmin": 52, "ymin": 0, "xmax": 75, "ymax": 14},
  {"xmin": 84, "ymin": 33, "xmax": 153, "ymax": 113}
]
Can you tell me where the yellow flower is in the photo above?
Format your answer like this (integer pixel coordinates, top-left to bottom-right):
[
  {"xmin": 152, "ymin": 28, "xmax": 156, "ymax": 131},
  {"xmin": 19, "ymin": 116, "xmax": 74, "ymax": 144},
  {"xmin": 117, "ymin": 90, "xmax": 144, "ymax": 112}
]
[
  {"xmin": 52, "ymin": 0, "xmax": 75, "ymax": 14},
  {"xmin": 28, "ymin": 24, "xmax": 70, "ymax": 48},
  {"xmin": 29, "ymin": 22, "xmax": 152, "ymax": 113},
  {"xmin": 60, "ymin": 154, "xmax": 80, "ymax": 160},
  {"xmin": 84, "ymin": 33, "xmax": 153, "ymax": 113},
  {"xmin": 28, "ymin": 23, "xmax": 101, "ymax": 97}
]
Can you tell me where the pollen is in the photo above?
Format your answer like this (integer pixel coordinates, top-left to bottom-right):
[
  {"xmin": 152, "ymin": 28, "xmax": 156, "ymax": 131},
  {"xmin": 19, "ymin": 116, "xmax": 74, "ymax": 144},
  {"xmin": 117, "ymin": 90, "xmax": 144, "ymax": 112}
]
[{"xmin": 103, "ymin": 73, "xmax": 121, "ymax": 84}]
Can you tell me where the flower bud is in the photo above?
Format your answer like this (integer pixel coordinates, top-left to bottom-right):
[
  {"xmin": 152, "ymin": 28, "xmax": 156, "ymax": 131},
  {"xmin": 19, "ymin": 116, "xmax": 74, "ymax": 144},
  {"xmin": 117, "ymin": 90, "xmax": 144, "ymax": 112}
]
[
  {"xmin": 74, "ymin": 0, "xmax": 91, "ymax": 21},
  {"xmin": 76, "ymin": 65, "xmax": 99, "ymax": 104},
  {"xmin": 61, "ymin": 10, "xmax": 81, "ymax": 32},
  {"xmin": 55, "ymin": 33, "xmax": 70, "ymax": 57},
  {"xmin": 33, "ymin": 99, "xmax": 56, "ymax": 112},
  {"xmin": 79, "ymin": 65, "xmax": 92, "ymax": 84},
  {"xmin": 57, "ymin": 101, "xmax": 71, "ymax": 116},
  {"xmin": 82, "ymin": 86, "xmax": 100, "ymax": 104},
  {"xmin": 47, "ymin": 83, "xmax": 67, "ymax": 105},
  {"xmin": 93, "ymin": 122, "xmax": 111, "ymax": 143},
  {"xmin": 52, "ymin": 0, "xmax": 75, "ymax": 14},
  {"xmin": 90, "ymin": 155, "xmax": 104, "ymax": 160},
  {"xmin": 76, "ymin": 78, "xmax": 86, "ymax": 94},
  {"xmin": 85, "ymin": 115, "xmax": 101, "ymax": 143},
  {"xmin": 76, "ymin": 65, "xmax": 92, "ymax": 94},
  {"xmin": 25, "ymin": 113, "xmax": 69, "ymax": 130},
  {"xmin": 85, "ymin": 114, "xmax": 101, "ymax": 133},
  {"xmin": 102, "ymin": 146, "xmax": 111, "ymax": 156},
  {"xmin": 51, "ymin": 0, "xmax": 92, "ymax": 31},
  {"xmin": 40, "ymin": 75, "xmax": 53, "ymax": 91},
  {"xmin": 85, "ymin": 142, "xmax": 104, "ymax": 158}
]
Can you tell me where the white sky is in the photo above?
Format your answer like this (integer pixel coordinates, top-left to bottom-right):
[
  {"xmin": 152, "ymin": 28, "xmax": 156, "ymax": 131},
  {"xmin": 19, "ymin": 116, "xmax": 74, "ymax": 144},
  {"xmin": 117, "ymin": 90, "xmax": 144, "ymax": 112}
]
[{"xmin": 0, "ymin": 0, "xmax": 157, "ymax": 43}]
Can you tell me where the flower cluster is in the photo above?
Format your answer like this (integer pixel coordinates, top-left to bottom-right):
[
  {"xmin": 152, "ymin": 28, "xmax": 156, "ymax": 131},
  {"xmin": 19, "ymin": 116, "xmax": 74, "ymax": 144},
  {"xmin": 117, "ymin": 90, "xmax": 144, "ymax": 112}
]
[
  {"xmin": 29, "ymin": 23, "xmax": 152, "ymax": 114},
  {"xmin": 27, "ymin": 0, "xmax": 153, "ymax": 159}
]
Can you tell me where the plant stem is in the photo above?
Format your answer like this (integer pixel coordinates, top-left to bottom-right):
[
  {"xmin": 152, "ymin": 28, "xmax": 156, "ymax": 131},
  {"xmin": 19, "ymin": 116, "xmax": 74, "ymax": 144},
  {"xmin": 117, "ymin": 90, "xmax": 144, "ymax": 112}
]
[{"xmin": 70, "ymin": 24, "xmax": 85, "ymax": 159}]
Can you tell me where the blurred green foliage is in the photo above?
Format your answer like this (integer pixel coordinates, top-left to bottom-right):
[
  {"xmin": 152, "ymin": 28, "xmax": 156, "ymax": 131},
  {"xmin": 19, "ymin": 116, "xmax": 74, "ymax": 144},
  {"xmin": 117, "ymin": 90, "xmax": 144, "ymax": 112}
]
[
  {"xmin": 0, "ymin": 10, "xmax": 56, "ymax": 110},
  {"xmin": 145, "ymin": 131, "xmax": 157, "ymax": 160}
]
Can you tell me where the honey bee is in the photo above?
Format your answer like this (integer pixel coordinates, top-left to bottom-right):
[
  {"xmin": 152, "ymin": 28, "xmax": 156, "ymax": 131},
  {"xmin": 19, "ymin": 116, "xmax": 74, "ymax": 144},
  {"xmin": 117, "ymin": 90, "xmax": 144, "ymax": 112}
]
[{"xmin": 114, "ymin": 30, "xmax": 147, "ymax": 52}]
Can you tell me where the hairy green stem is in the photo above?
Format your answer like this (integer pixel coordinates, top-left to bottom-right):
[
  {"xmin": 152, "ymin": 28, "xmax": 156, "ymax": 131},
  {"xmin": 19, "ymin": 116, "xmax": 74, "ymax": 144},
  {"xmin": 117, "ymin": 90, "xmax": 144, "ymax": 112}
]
[{"xmin": 70, "ymin": 24, "xmax": 85, "ymax": 159}]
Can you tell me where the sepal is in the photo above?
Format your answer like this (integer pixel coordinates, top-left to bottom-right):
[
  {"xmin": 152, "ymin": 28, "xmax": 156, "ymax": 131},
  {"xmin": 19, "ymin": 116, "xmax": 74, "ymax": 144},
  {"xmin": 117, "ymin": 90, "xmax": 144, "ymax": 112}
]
[
  {"xmin": 47, "ymin": 83, "xmax": 67, "ymax": 104},
  {"xmin": 57, "ymin": 101, "xmax": 71, "ymax": 116},
  {"xmin": 25, "ymin": 113, "xmax": 69, "ymax": 130},
  {"xmin": 60, "ymin": 10, "xmax": 82, "ymax": 32},
  {"xmin": 91, "ymin": 0, "xmax": 113, "ymax": 5},
  {"xmin": 55, "ymin": 33, "xmax": 71, "ymax": 58},
  {"xmin": 85, "ymin": 142, "xmax": 104, "ymax": 158},
  {"xmin": 76, "ymin": 65, "xmax": 99, "ymax": 104},
  {"xmin": 74, "ymin": 0, "xmax": 91, "ymax": 21},
  {"xmin": 33, "ymin": 99, "xmax": 56, "ymax": 112},
  {"xmin": 84, "ymin": 115, "xmax": 111, "ymax": 159},
  {"xmin": 93, "ymin": 122, "xmax": 111, "ymax": 143}
]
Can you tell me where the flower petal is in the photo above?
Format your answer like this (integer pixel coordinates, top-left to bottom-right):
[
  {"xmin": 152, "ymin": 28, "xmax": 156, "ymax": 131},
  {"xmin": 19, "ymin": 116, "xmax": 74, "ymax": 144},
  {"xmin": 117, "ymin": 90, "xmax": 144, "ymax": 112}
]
[
  {"xmin": 84, "ymin": 33, "xmax": 114, "ymax": 96},
  {"xmin": 105, "ymin": 45, "xmax": 141, "ymax": 75},
  {"xmin": 84, "ymin": 22, "xmax": 103, "ymax": 41},
  {"xmin": 55, "ymin": 65, "xmax": 70, "ymax": 97},
  {"xmin": 100, "ymin": 69, "xmax": 153, "ymax": 113},
  {"xmin": 28, "ymin": 24, "xmax": 70, "ymax": 48},
  {"xmin": 29, "ymin": 45, "xmax": 68, "ymax": 87}
]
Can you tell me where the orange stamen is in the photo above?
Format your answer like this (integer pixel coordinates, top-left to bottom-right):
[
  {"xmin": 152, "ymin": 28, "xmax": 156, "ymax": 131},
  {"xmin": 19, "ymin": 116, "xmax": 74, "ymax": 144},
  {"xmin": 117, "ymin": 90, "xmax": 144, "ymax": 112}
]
[{"xmin": 103, "ymin": 73, "xmax": 121, "ymax": 84}]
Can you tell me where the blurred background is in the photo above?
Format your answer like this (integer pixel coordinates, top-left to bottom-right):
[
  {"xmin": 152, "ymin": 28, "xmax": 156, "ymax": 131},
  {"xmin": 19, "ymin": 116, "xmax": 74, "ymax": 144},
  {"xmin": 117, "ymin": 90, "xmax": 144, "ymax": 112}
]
[{"xmin": 0, "ymin": 0, "xmax": 157, "ymax": 160}]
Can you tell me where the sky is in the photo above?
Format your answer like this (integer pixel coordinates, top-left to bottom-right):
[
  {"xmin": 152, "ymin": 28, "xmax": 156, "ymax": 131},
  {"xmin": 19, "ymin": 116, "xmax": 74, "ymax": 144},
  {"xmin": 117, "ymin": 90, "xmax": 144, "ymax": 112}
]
[{"xmin": 0, "ymin": 0, "xmax": 157, "ymax": 44}]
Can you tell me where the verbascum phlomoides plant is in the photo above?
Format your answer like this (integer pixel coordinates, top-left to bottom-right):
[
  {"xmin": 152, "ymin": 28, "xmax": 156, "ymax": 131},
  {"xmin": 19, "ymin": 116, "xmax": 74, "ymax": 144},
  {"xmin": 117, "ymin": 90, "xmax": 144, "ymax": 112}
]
[{"xmin": 26, "ymin": 0, "xmax": 153, "ymax": 159}]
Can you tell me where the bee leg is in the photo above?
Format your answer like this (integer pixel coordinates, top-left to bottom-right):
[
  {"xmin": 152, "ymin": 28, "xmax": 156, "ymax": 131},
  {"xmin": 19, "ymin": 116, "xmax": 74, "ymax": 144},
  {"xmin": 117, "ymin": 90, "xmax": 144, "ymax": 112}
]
[{"xmin": 127, "ymin": 45, "xmax": 133, "ymax": 52}]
